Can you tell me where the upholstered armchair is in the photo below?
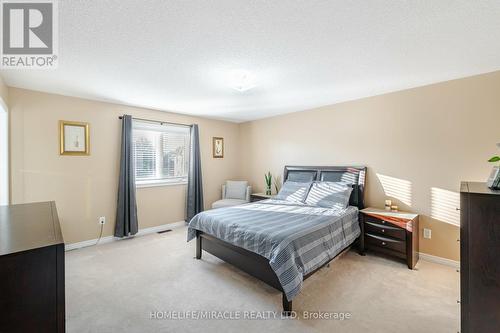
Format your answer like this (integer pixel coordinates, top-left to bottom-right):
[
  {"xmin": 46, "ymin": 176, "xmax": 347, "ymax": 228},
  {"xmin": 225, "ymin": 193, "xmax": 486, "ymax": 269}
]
[{"xmin": 211, "ymin": 180, "xmax": 252, "ymax": 209}]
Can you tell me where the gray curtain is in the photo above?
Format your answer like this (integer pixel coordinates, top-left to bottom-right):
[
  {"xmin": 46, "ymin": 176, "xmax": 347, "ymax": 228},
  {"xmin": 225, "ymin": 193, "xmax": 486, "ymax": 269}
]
[
  {"xmin": 186, "ymin": 124, "xmax": 204, "ymax": 222},
  {"xmin": 115, "ymin": 115, "xmax": 138, "ymax": 237}
]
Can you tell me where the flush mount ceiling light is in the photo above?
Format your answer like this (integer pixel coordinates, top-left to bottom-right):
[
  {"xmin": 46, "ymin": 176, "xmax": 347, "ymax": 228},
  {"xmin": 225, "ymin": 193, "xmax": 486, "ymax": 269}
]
[{"xmin": 229, "ymin": 69, "xmax": 256, "ymax": 92}]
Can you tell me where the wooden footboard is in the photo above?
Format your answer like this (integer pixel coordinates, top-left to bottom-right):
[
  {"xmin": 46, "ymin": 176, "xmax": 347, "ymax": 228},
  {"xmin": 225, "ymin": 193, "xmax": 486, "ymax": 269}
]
[
  {"xmin": 195, "ymin": 230, "xmax": 292, "ymax": 313},
  {"xmin": 195, "ymin": 230, "xmax": 358, "ymax": 314}
]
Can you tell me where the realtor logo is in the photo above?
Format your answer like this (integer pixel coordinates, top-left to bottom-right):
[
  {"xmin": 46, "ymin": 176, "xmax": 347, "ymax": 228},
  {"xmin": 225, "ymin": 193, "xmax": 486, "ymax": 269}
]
[{"xmin": 1, "ymin": 0, "xmax": 58, "ymax": 68}]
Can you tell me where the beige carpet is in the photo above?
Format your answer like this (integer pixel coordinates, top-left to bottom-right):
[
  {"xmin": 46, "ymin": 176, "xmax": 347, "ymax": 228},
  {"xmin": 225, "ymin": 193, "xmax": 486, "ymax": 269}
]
[{"xmin": 66, "ymin": 225, "xmax": 459, "ymax": 333}]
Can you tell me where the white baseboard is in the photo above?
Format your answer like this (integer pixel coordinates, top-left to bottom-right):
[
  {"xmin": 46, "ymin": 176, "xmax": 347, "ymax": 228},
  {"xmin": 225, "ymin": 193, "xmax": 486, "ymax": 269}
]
[
  {"xmin": 65, "ymin": 221, "xmax": 186, "ymax": 251},
  {"xmin": 418, "ymin": 252, "xmax": 459, "ymax": 268}
]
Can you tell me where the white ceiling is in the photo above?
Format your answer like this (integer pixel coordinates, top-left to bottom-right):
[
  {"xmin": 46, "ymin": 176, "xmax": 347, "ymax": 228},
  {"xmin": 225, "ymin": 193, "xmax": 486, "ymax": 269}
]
[{"xmin": 2, "ymin": 0, "xmax": 500, "ymax": 122}]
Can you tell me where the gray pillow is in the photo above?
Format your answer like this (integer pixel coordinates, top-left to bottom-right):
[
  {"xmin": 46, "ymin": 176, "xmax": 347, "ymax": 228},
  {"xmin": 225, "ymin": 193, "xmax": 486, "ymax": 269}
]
[
  {"xmin": 305, "ymin": 181, "xmax": 353, "ymax": 209},
  {"xmin": 225, "ymin": 180, "xmax": 248, "ymax": 200},
  {"xmin": 275, "ymin": 181, "xmax": 312, "ymax": 203}
]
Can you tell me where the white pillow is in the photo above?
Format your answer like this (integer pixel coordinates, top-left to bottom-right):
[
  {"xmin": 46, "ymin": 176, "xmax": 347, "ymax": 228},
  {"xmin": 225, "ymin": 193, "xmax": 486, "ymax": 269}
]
[
  {"xmin": 275, "ymin": 181, "xmax": 312, "ymax": 203},
  {"xmin": 225, "ymin": 180, "xmax": 248, "ymax": 200},
  {"xmin": 305, "ymin": 182, "xmax": 353, "ymax": 209}
]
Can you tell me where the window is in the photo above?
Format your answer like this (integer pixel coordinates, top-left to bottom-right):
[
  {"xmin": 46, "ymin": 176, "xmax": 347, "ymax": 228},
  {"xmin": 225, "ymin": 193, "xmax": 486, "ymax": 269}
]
[{"xmin": 132, "ymin": 120, "xmax": 190, "ymax": 186}]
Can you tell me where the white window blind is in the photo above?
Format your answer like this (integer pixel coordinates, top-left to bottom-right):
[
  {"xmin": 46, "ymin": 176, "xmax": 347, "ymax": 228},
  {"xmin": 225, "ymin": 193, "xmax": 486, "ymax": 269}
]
[{"xmin": 132, "ymin": 120, "xmax": 190, "ymax": 186}]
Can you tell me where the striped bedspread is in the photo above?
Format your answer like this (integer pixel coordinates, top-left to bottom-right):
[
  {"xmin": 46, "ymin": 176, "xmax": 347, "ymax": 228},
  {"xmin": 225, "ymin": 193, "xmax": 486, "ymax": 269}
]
[{"xmin": 187, "ymin": 199, "xmax": 360, "ymax": 301}]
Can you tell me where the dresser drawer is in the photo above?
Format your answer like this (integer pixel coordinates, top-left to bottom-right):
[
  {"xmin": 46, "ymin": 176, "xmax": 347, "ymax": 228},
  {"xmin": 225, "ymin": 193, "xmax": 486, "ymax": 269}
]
[
  {"xmin": 365, "ymin": 221, "xmax": 406, "ymax": 240},
  {"xmin": 365, "ymin": 233, "xmax": 406, "ymax": 254}
]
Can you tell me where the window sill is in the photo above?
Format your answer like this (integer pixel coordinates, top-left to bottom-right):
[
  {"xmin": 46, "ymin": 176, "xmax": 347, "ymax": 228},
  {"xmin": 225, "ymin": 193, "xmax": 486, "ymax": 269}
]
[{"xmin": 136, "ymin": 180, "xmax": 188, "ymax": 188}]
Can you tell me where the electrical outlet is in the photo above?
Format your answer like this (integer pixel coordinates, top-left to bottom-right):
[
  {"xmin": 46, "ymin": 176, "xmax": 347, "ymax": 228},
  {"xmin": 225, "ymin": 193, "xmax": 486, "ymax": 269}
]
[
  {"xmin": 98, "ymin": 216, "xmax": 106, "ymax": 225},
  {"xmin": 423, "ymin": 228, "xmax": 432, "ymax": 239}
]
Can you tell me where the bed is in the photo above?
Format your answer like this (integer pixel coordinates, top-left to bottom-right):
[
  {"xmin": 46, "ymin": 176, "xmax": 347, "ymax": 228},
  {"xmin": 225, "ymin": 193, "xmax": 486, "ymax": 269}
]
[{"xmin": 187, "ymin": 166, "xmax": 367, "ymax": 313}]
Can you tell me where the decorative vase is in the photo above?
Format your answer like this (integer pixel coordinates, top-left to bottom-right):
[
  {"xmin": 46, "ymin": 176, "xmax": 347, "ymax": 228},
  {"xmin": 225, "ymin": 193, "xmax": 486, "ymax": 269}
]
[{"xmin": 265, "ymin": 186, "xmax": 272, "ymax": 195}]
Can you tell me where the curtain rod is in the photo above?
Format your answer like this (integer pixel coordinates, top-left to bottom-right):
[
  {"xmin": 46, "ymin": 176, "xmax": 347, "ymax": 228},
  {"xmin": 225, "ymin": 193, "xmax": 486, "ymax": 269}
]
[{"xmin": 118, "ymin": 116, "xmax": 191, "ymax": 128}]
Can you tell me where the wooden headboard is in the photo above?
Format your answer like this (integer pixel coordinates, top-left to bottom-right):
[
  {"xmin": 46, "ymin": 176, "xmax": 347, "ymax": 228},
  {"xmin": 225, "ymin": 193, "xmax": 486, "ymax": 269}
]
[{"xmin": 283, "ymin": 165, "xmax": 367, "ymax": 209}]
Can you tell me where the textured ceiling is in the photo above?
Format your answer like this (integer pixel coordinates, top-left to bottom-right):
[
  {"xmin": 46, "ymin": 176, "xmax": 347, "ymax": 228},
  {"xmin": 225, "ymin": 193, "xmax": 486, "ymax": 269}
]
[{"xmin": 2, "ymin": 0, "xmax": 500, "ymax": 122}]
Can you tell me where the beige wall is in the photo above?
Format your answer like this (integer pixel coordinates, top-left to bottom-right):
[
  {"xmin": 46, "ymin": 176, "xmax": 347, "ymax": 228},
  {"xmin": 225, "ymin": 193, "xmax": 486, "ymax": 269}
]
[
  {"xmin": 9, "ymin": 88, "xmax": 241, "ymax": 244},
  {"xmin": 7, "ymin": 71, "xmax": 500, "ymax": 259},
  {"xmin": 0, "ymin": 75, "xmax": 8, "ymax": 205},
  {"xmin": 0, "ymin": 75, "xmax": 8, "ymax": 106},
  {"xmin": 239, "ymin": 71, "xmax": 500, "ymax": 261}
]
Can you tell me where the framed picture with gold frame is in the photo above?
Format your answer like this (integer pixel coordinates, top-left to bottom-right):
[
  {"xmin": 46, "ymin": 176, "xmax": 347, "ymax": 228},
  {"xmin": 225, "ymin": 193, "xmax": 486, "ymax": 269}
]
[
  {"xmin": 59, "ymin": 120, "xmax": 90, "ymax": 155},
  {"xmin": 212, "ymin": 137, "xmax": 224, "ymax": 158}
]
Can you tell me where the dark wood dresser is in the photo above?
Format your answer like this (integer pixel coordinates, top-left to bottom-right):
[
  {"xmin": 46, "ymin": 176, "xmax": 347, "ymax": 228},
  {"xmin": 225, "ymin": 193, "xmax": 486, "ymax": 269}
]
[
  {"xmin": 0, "ymin": 201, "xmax": 65, "ymax": 333},
  {"xmin": 360, "ymin": 207, "xmax": 419, "ymax": 269},
  {"xmin": 460, "ymin": 182, "xmax": 500, "ymax": 333}
]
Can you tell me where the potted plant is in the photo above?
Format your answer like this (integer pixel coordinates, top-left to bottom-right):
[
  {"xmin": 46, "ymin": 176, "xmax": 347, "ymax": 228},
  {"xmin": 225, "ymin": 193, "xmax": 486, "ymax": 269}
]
[
  {"xmin": 486, "ymin": 143, "xmax": 500, "ymax": 189},
  {"xmin": 265, "ymin": 172, "xmax": 272, "ymax": 195},
  {"xmin": 488, "ymin": 143, "xmax": 500, "ymax": 166},
  {"xmin": 488, "ymin": 155, "xmax": 500, "ymax": 164}
]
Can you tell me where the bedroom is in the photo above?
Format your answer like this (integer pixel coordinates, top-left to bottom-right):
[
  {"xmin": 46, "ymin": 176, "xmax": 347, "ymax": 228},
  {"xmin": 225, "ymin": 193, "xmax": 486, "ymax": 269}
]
[{"xmin": 0, "ymin": 1, "xmax": 499, "ymax": 332}]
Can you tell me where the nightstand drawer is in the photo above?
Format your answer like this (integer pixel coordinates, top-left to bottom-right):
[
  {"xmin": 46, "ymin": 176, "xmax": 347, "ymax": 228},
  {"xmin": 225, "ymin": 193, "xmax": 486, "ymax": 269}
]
[
  {"xmin": 250, "ymin": 193, "xmax": 273, "ymax": 202},
  {"xmin": 365, "ymin": 221, "xmax": 406, "ymax": 240},
  {"xmin": 364, "ymin": 215, "xmax": 394, "ymax": 227},
  {"xmin": 365, "ymin": 233, "xmax": 406, "ymax": 254}
]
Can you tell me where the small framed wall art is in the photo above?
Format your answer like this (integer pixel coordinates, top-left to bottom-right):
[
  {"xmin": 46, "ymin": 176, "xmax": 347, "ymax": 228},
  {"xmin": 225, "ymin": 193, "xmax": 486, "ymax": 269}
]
[
  {"xmin": 59, "ymin": 120, "xmax": 90, "ymax": 155},
  {"xmin": 212, "ymin": 137, "xmax": 224, "ymax": 158}
]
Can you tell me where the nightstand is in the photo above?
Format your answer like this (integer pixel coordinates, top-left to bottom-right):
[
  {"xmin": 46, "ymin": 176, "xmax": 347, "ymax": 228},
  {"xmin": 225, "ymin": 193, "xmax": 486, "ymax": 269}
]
[
  {"xmin": 250, "ymin": 193, "xmax": 273, "ymax": 202},
  {"xmin": 360, "ymin": 207, "xmax": 419, "ymax": 269}
]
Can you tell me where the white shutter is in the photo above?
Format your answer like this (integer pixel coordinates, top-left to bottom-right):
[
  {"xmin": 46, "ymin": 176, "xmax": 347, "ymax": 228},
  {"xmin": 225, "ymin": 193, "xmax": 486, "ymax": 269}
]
[{"xmin": 132, "ymin": 120, "xmax": 190, "ymax": 184}]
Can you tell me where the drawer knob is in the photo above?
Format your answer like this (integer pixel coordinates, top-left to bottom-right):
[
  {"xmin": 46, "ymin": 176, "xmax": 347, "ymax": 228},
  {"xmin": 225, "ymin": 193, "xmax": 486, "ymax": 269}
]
[
  {"xmin": 381, "ymin": 229, "xmax": 385, "ymax": 233},
  {"xmin": 382, "ymin": 242, "xmax": 386, "ymax": 246},
  {"xmin": 381, "ymin": 220, "xmax": 386, "ymax": 224}
]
